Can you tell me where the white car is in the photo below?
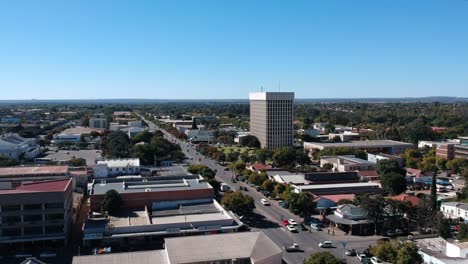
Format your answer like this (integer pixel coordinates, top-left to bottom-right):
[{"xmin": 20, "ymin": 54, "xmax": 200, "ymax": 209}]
[
  {"xmin": 319, "ymin": 241, "xmax": 333, "ymax": 248},
  {"xmin": 357, "ymin": 253, "xmax": 368, "ymax": 261},
  {"xmin": 371, "ymin": 256, "xmax": 383, "ymax": 264},
  {"xmin": 288, "ymin": 219, "xmax": 297, "ymax": 226},
  {"xmin": 260, "ymin": 199, "xmax": 270, "ymax": 205},
  {"xmin": 310, "ymin": 224, "xmax": 322, "ymax": 230},
  {"xmin": 286, "ymin": 225, "xmax": 298, "ymax": 232}
]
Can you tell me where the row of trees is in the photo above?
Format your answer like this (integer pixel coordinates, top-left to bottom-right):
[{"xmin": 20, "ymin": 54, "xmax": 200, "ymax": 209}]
[
  {"xmin": 370, "ymin": 241, "xmax": 423, "ymax": 264},
  {"xmin": 101, "ymin": 130, "xmax": 186, "ymax": 165}
]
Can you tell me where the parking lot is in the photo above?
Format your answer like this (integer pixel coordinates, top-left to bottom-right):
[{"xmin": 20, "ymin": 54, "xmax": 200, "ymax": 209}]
[{"xmin": 42, "ymin": 149, "xmax": 102, "ymax": 166}]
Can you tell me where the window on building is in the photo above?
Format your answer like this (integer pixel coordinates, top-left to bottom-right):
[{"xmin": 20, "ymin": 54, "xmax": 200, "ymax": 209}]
[
  {"xmin": 44, "ymin": 203, "xmax": 63, "ymax": 209},
  {"xmin": 1, "ymin": 204, "xmax": 21, "ymax": 211},
  {"xmin": 2, "ymin": 215, "xmax": 21, "ymax": 224},
  {"xmin": 2, "ymin": 228, "xmax": 22, "ymax": 236},
  {"xmin": 23, "ymin": 214, "xmax": 43, "ymax": 222},
  {"xmin": 45, "ymin": 225, "xmax": 64, "ymax": 234},
  {"xmin": 23, "ymin": 204, "xmax": 42, "ymax": 210},
  {"xmin": 24, "ymin": 226, "xmax": 43, "ymax": 235},
  {"xmin": 45, "ymin": 213, "xmax": 64, "ymax": 221}
]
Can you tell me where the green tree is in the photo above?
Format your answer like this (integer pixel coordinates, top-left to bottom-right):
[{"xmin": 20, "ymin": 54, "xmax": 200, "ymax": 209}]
[
  {"xmin": 436, "ymin": 157, "xmax": 447, "ymax": 171},
  {"xmin": 101, "ymin": 189, "xmax": 123, "ymax": 215},
  {"xmin": 229, "ymin": 162, "xmax": 246, "ymax": 175},
  {"xmin": 226, "ymin": 151, "xmax": 240, "ymax": 163},
  {"xmin": 101, "ymin": 131, "xmax": 131, "ymax": 158},
  {"xmin": 221, "ymin": 191, "xmax": 255, "ymax": 217},
  {"xmin": 132, "ymin": 144, "xmax": 155, "ymax": 165},
  {"xmin": 273, "ymin": 147, "xmax": 296, "ymax": 167},
  {"xmin": 457, "ymin": 223, "xmax": 468, "ymax": 241},
  {"xmin": 381, "ymin": 172, "xmax": 407, "ymax": 195},
  {"xmin": 395, "ymin": 242, "xmax": 423, "ymax": 264},
  {"xmin": 249, "ymin": 172, "xmax": 268, "ymax": 186},
  {"xmin": 360, "ymin": 195, "xmax": 386, "ymax": 234},
  {"xmin": 322, "ymin": 163, "xmax": 334, "ymax": 171},
  {"xmin": 304, "ymin": 251, "xmax": 343, "ymax": 264},
  {"xmin": 132, "ymin": 130, "xmax": 154, "ymax": 144},
  {"xmin": 447, "ymin": 158, "xmax": 468, "ymax": 174},
  {"xmin": 370, "ymin": 241, "xmax": 398, "ymax": 263},
  {"xmin": 188, "ymin": 164, "xmax": 215, "ymax": 179},
  {"xmin": 287, "ymin": 192, "xmax": 316, "ymax": 218},
  {"xmin": 67, "ymin": 158, "xmax": 86, "ymax": 167},
  {"xmin": 0, "ymin": 156, "xmax": 19, "ymax": 167},
  {"xmin": 239, "ymin": 135, "xmax": 261, "ymax": 148},
  {"xmin": 337, "ymin": 199, "xmax": 354, "ymax": 205},
  {"xmin": 261, "ymin": 179, "xmax": 275, "ymax": 193},
  {"xmin": 438, "ymin": 216, "xmax": 452, "ymax": 239},
  {"xmin": 377, "ymin": 159, "xmax": 404, "ymax": 176}
]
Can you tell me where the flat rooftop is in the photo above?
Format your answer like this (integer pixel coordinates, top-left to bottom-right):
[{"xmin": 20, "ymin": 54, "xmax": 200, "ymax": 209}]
[
  {"xmin": 97, "ymin": 158, "xmax": 140, "ymax": 167},
  {"xmin": 151, "ymin": 165, "xmax": 189, "ymax": 177},
  {"xmin": 305, "ymin": 140, "xmax": 413, "ymax": 149},
  {"xmin": 0, "ymin": 166, "xmax": 69, "ymax": 177},
  {"xmin": 109, "ymin": 209, "xmax": 149, "ymax": 227},
  {"xmin": 62, "ymin": 127, "xmax": 105, "ymax": 134},
  {"xmin": 295, "ymin": 182, "xmax": 381, "ymax": 190},
  {"xmin": 73, "ymin": 249, "xmax": 168, "ymax": 264},
  {"xmin": 90, "ymin": 178, "xmax": 212, "ymax": 195}
]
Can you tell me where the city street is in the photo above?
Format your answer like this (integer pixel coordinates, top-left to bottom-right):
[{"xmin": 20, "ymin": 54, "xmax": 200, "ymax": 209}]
[{"xmin": 140, "ymin": 114, "xmax": 383, "ymax": 264}]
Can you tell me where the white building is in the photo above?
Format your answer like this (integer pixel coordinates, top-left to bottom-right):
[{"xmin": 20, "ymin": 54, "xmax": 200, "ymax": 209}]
[
  {"xmin": 93, "ymin": 158, "xmax": 141, "ymax": 178},
  {"xmin": 0, "ymin": 133, "xmax": 40, "ymax": 160},
  {"xmin": 446, "ymin": 241, "xmax": 468, "ymax": 258},
  {"xmin": 367, "ymin": 153, "xmax": 404, "ymax": 167},
  {"xmin": 186, "ymin": 129, "xmax": 216, "ymax": 143},
  {"xmin": 52, "ymin": 133, "xmax": 81, "ymax": 144},
  {"xmin": 298, "ymin": 128, "xmax": 321, "ymax": 137},
  {"xmin": 320, "ymin": 155, "xmax": 376, "ymax": 172},
  {"xmin": 441, "ymin": 202, "xmax": 468, "ymax": 221},
  {"xmin": 89, "ymin": 117, "xmax": 107, "ymax": 129}
]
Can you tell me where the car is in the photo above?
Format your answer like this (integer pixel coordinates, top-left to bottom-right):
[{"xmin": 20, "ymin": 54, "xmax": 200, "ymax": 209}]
[
  {"xmin": 283, "ymin": 243, "xmax": 303, "ymax": 252},
  {"xmin": 255, "ymin": 186, "xmax": 261, "ymax": 191},
  {"xmin": 310, "ymin": 223, "xmax": 322, "ymax": 230},
  {"xmin": 281, "ymin": 220, "xmax": 290, "ymax": 226},
  {"xmin": 370, "ymin": 256, "xmax": 383, "ymax": 264},
  {"xmin": 288, "ymin": 219, "xmax": 297, "ymax": 226},
  {"xmin": 345, "ymin": 249, "xmax": 356, "ymax": 256},
  {"xmin": 299, "ymin": 224, "xmax": 308, "ymax": 231},
  {"xmin": 287, "ymin": 225, "xmax": 298, "ymax": 232},
  {"xmin": 260, "ymin": 199, "xmax": 270, "ymax": 205},
  {"xmin": 319, "ymin": 241, "xmax": 333, "ymax": 248},
  {"xmin": 357, "ymin": 253, "xmax": 368, "ymax": 261},
  {"xmin": 385, "ymin": 230, "xmax": 395, "ymax": 237},
  {"xmin": 395, "ymin": 229, "xmax": 405, "ymax": 236}
]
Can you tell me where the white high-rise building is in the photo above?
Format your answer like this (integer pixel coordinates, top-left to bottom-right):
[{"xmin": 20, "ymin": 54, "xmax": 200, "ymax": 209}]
[{"xmin": 249, "ymin": 92, "xmax": 294, "ymax": 149}]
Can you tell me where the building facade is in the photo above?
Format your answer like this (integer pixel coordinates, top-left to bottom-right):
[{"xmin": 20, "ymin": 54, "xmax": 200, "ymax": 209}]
[
  {"xmin": 0, "ymin": 179, "xmax": 73, "ymax": 247},
  {"xmin": 93, "ymin": 158, "xmax": 140, "ymax": 178},
  {"xmin": 249, "ymin": 92, "xmax": 294, "ymax": 149},
  {"xmin": 0, "ymin": 133, "xmax": 39, "ymax": 161},
  {"xmin": 89, "ymin": 118, "xmax": 108, "ymax": 129}
]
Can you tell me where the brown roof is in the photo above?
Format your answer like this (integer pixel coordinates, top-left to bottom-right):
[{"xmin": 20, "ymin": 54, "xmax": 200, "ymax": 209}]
[
  {"xmin": 251, "ymin": 163, "xmax": 272, "ymax": 171},
  {"xmin": 0, "ymin": 179, "xmax": 71, "ymax": 194},
  {"xmin": 0, "ymin": 166, "xmax": 69, "ymax": 177},
  {"xmin": 357, "ymin": 170, "xmax": 379, "ymax": 177},
  {"xmin": 62, "ymin": 127, "xmax": 105, "ymax": 134},
  {"xmin": 388, "ymin": 194, "xmax": 421, "ymax": 207}
]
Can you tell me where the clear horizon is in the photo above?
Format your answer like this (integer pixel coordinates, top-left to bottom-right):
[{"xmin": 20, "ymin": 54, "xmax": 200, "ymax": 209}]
[{"xmin": 1, "ymin": 0, "xmax": 467, "ymax": 99}]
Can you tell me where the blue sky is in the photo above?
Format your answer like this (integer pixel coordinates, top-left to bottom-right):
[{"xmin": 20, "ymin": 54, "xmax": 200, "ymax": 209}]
[{"xmin": 0, "ymin": 0, "xmax": 467, "ymax": 99}]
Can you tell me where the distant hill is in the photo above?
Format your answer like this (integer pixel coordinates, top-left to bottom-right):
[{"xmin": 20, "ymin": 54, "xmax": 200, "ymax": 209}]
[{"xmin": 0, "ymin": 96, "xmax": 466, "ymax": 105}]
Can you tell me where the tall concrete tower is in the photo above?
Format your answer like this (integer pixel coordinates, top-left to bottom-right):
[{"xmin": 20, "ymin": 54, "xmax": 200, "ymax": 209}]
[{"xmin": 249, "ymin": 92, "xmax": 294, "ymax": 149}]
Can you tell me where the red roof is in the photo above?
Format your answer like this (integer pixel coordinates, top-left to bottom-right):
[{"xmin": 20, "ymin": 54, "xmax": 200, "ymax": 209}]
[
  {"xmin": 317, "ymin": 194, "xmax": 356, "ymax": 203},
  {"xmin": 357, "ymin": 170, "xmax": 379, "ymax": 177},
  {"xmin": 250, "ymin": 163, "xmax": 272, "ymax": 171},
  {"xmin": 388, "ymin": 194, "xmax": 421, "ymax": 207},
  {"xmin": 0, "ymin": 179, "xmax": 71, "ymax": 194},
  {"xmin": 0, "ymin": 166, "xmax": 69, "ymax": 177}
]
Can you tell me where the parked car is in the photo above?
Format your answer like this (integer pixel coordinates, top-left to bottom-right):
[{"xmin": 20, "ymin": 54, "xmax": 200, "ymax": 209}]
[
  {"xmin": 345, "ymin": 249, "xmax": 356, "ymax": 256},
  {"xmin": 283, "ymin": 243, "xmax": 302, "ymax": 252},
  {"xmin": 288, "ymin": 219, "xmax": 297, "ymax": 226},
  {"xmin": 370, "ymin": 256, "xmax": 383, "ymax": 264},
  {"xmin": 319, "ymin": 241, "xmax": 333, "ymax": 248},
  {"xmin": 260, "ymin": 199, "xmax": 270, "ymax": 205},
  {"xmin": 299, "ymin": 224, "xmax": 308, "ymax": 231},
  {"xmin": 287, "ymin": 225, "xmax": 298, "ymax": 232},
  {"xmin": 357, "ymin": 253, "xmax": 368, "ymax": 261},
  {"xmin": 310, "ymin": 223, "xmax": 322, "ymax": 231}
]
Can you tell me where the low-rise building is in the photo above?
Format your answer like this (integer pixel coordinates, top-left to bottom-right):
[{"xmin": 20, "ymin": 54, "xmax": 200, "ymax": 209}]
[
  {"xmin": 0, "ymin": 133, "xmax": 39, "ymax": 160},
  {"xmin": 0, "ymin": 165, "xmax": 70, "ymax": 190},
  {"xmin": 74, "ymin": 231, "xmax": 282, "ymax": 264},
  {"xmin": 82, "ymin": 199, "xmax": 244, "ymax": 247},
  {"xmin": 297, "ymin": 128, "xmax": 321, "ymax": 137},
  {"xmin": 328, "ymin": 131, "xmax": 360, "ymax": 142},
  {"xmin": 93, "ymin": 158, "xmax": 140, "ymax": 178},
  {"xmin": 320, "ymin": 155, "xmax": 376, "ymax": 172},
  {"xmin": 326, "ymin": 204, "xmax": 373, "ymax": 235},
  {"xmin": 88, "ymin": 176, "xmax": 213, "ymax": 211},
  {"xmin": 1, "ymin": 116, "xmax": 20, "ymax": 124},
  {"xmin": 186, "ymin": 129, "xmax": 216, "ymax": 143},
  {"xmin": 292, "ymin": 182, "xmax": 381, "ymax": 195},
  {"xmin": 441, "ymin": 202, "xmax": 468, "ymax": 221},
  {"xmin": 0, "ymin": 179, "xmax": 73, "ymax": 248},
  {"xmin": 367, "ymin": 153, "xmax": 404, "ymax": 167},
  {"xmin": 304, "ymin": 140, "xmax": 413, "ymax": 155},
  {"xmin": 436, "ymin": 137, "xmax": 468, "ymax": 161}
]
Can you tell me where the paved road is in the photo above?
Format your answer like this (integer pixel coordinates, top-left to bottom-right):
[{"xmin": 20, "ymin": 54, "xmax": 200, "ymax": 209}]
[{"xmin": 140, "ymin": 114, "xmax": 381, "ymax": 264}]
